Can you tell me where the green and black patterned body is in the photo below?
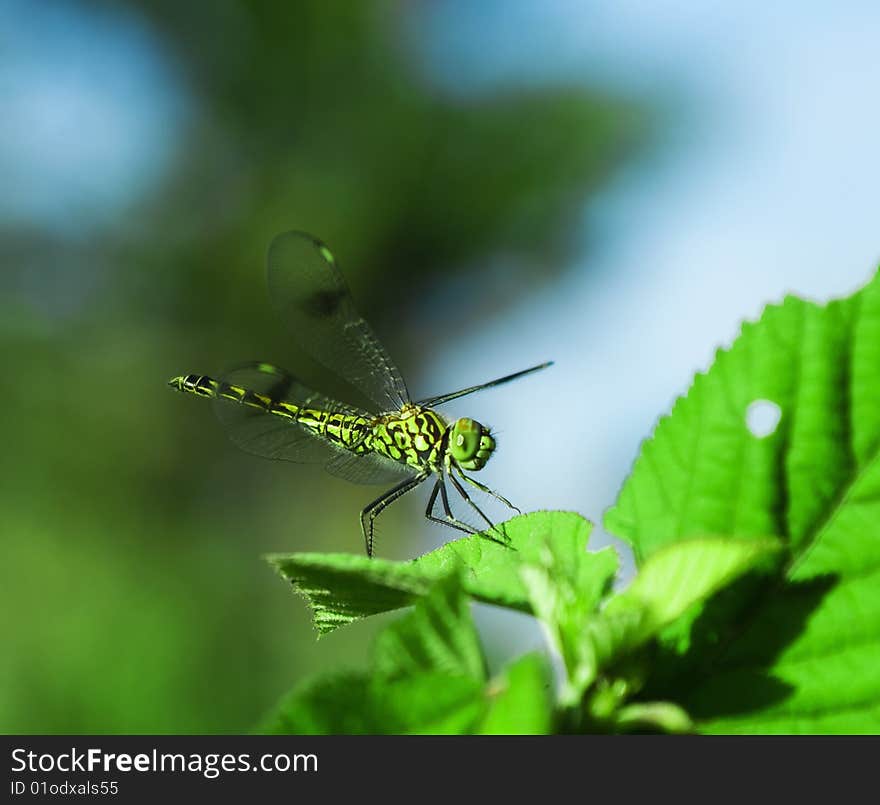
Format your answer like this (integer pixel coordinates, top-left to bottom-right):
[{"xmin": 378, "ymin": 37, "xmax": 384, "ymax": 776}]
[
  {"xmin": 168, "ymin": 230, "xmax": 551, "ymax": 556},
  {"xmin": 172, "ymin": 372, "xmax": 373, "ymax": 456},
  {"xmin": 170, "ymin": 374, "xmax": 453, "ymax": 475}
]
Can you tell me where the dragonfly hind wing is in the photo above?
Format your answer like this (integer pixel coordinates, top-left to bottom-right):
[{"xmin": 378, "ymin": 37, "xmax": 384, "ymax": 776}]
[
  {"xmin": 211, "ymin": 362, "xmax": 364, "ymax": 464},
  {"xmin": 324, "ymin": 449, "xmax": 417, "ymax": 486}
]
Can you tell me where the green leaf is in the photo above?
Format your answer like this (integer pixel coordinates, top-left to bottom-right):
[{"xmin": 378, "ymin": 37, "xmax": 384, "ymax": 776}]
[
  {"xmin": 258, "ymin": 671, "xmax": 485, "ymax": 735},
  {"xmin": 612, "ymin": 701, "xmax": 694, "ymax": 734},
  {"xmin": 603, "ymin": 537, "xmax": 782, "ymax": 649},
  {"xmin": 518, "ymin": 531, "xmax": 618, "ymax": 701},
  {"xmin": 605, "ymin": 268, "xmax": 880, "ymax": 733},
  {"xmin": 568, "ymin": 538, "xmax": 777, "ymax": 728},
  {"xmin": 266, "ymin": 551, "xmax": 432, "ymax": 635},
  {"xmin": 260, "ymin": 655, "xmax": 557, "ymax": 736},
  {"xmin": 261, "ymin": 576, "xmax": 488, "ymax": 734},
  {"xmin": 477, "ymin": 653, "xmax": 554, "ymax": 735},
  {"xmin": 260, "ymin": 577, "xmax": 554, "ymax": 735},
  {"xmin": 267, "ymin": 510, "xmax": 598, "ymax": 634},
  {"xmin": 372, "ymin": 573, "xmax": 486, "ymax": 681}
]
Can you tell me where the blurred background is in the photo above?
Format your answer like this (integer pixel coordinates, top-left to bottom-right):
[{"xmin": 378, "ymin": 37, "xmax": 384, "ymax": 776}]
[{"xmin": 2, "ymin": 0, "xmax": 878, "ymax": 733}]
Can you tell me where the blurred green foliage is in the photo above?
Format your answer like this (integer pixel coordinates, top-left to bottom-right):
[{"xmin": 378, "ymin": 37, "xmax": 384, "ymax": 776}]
[{"xmin": 0, "ymin": 0, "xmax": 647, "ymax": 732}]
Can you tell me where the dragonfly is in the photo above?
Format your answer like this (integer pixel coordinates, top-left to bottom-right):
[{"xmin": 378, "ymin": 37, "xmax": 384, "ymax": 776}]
[{"xmin": 168, "ymin": 231, "xmax": 552, "ymax": 557}]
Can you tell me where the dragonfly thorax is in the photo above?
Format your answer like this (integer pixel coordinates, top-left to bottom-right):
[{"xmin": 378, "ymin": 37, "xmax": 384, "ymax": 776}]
[{"xmin": 448, "ymin": 417, "xmax": 495, "ymax": 471}]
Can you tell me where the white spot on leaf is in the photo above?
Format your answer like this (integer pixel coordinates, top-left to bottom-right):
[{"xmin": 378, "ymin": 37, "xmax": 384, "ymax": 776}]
[{"xmin": 746, "ymin": 400, "xmax": 781, "ymax": 438}]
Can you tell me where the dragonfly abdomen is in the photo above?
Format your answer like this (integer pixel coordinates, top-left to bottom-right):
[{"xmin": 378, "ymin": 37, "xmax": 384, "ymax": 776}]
[
  {"xmin": 169, "ymin": 374, "xmax": 372, "ymax": 451},
  {"xmin": 171, "ymin": 374, "xmax": 282, "ymax": 412}
]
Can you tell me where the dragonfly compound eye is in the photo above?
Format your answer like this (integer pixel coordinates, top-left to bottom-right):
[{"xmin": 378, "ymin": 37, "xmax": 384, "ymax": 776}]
[{"xmin": 450, "ymin": 418, "xmax": 495, "ymax": 470}]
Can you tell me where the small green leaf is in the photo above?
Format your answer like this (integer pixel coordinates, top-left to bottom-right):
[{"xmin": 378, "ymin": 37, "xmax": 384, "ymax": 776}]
[
  {"xmin": 260, "ymin": 576, "xmax": 553, "ymax": 735},
  {"xmin": 477, "ymin": 653, "xmax": 554, "ymax": 735},
  {"xmin": 581, "ymin": 607, "xmax": 648, "ymax": 674},
  {"xmin": 603, "ymin": 536, "xmax": 782, "ymax": 648},
  {"xmin": 266, "ymin": 552, "xmax": 432, "ymax": 635},
  {"xmin": 515, "ymin": 520, "xmax": 618, "ymax": 702},
  {"xmin": 268, "ymin": 510, "xmax": 597, "ymax": 634},
  {"xmin": 613, "ymin": 701, "xmax": 694, "ymax": 734},
  {"xmin": 257, "ymin": 671, "xmax": 374, "ymax": 734},
  {"xmin": 258, "ymin": 671, "xmax": 485, "ymax": 735},
  {"xmin": 372, "ymin": 573, "xmax": 485, "ymax": 681}
]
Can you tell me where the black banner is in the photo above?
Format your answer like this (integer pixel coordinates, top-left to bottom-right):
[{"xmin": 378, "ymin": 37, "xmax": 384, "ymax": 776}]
[{"xmin": 1, "ymin": 735, "xmax": 874, "ymax": 801}]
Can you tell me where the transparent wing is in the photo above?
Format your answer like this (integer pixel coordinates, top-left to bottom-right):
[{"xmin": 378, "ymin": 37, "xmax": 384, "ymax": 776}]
[
  {"xmin": 267, "ymin": 231, "xmax": 410, "ymax": 413},
  {"xmin": 325, "ymin": 450, "xmax": 417, "ymax": 486},
  {"xmin": 211, "ymin": 362, "xmax": 363, "ymax": 464},
  {"xmin": 211, "ymin": 362, "xmax": 411, "ymax": 485}
]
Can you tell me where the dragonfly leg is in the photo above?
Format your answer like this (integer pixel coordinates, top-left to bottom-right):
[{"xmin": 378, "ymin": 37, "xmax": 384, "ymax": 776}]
[
  {"xmin": 446, "ymin": 472, "xmax": 510, "ymax": 547},
  {"xmin": 455, "ymin": 468, "xmax": 521, "ymax": 514},
  {"xmin": 361, "ymin": 473, "xmax": 428, "ymax": 557},
  {"xmin": 425, "ymin": 477, "xmax": 477, "ymax": 535}
]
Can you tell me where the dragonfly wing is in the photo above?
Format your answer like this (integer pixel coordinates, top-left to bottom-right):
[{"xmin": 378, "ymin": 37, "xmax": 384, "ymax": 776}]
[
  {"xmin": 324, "ymin": 449, "xmax": 416, "ymax": 486},
  {"xmin": 211, "ymin": 363, "xmax": 366, "ymax": 464},
  {"xmin": 267, "ymin": 231, "xmax": 410, "ymax": 413}
]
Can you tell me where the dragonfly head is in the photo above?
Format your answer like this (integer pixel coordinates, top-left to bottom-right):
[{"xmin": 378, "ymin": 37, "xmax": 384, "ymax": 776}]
[{"xmin": 448, "ymin": 418, "xmax": 495, "ymax": 471}]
